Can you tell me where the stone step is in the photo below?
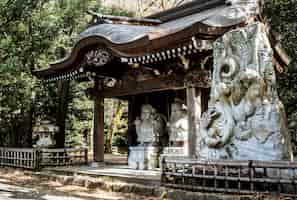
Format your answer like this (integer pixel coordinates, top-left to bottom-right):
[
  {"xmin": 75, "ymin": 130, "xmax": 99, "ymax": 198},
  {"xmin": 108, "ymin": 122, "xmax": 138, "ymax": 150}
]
[{"xmin": 23, "ymin": 166, "xmax": 272, "ymax": 200}]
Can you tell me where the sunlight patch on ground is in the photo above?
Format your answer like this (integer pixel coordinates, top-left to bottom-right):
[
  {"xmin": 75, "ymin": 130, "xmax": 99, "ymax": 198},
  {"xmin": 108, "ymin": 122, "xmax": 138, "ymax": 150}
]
[
  {"xmin": 40, "ymin": 180, "xmax": 63, "ymax": 187},
  {"xmin": 56, "ymin": 185, "xmax": 124, "ymax": 200},
  {"xmin": 0, "ymin": 178, "xmax": 11, "ymax": 183},
  {"xmin": 74, "ymin": 191, "xmax": 123, "ymax": 200},
  {"xmin": 56, "ymin": 185, "xmax": 89, "ymax": 193},
  {"xmin": 0, "ymin": 191, "xmax": 13, "ymax": 198},
  {"xmin": 75, "ymin": 189, "xmax": 125, "ymax": 200},
  {"xmin": 0, "ymin": 182, "xmax": 36, "ymax": 193},
  {"xmin": 42, "ymin": 194, "xmax": 84, "ymax": 200}
]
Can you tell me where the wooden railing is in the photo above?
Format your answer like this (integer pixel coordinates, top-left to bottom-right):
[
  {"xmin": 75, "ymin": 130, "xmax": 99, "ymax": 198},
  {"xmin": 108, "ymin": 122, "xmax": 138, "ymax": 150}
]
[
  {"xmin": 0, "ymin": 147, "xmax": 88, "ymax": 170},
  {"xmin": 40, "ymin": 148, "xmax": 88, "ymax": 166},
  {"xmin": 161, "ymin": 157, "xmax": 297, "ymax": 197},
  {"xmin": 0, "ymin": 148, "xmax": 39, "ymax": 169}
]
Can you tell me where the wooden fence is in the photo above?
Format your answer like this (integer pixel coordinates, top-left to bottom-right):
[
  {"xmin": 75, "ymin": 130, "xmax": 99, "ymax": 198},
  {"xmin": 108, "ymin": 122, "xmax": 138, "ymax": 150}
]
[
  {"xmin": 0, "ymin": 147, "xmax": 88, "ymax": 170},
  {"xmin": 161, "ymin": 157, "xmax": 297, "ymax": 197},
  {"xmin": 40, "ymin": 148, "xmax": 88, "ymax": 167},
  {"xmin": 0, "ymin": 148, "xmax": 39, "ymax": 169}
]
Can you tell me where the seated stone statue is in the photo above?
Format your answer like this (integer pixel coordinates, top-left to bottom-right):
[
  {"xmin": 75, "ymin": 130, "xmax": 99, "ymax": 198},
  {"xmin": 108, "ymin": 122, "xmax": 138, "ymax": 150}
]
[
  {"xmin": 128, "ymin": 104, "xmax": 163, "ymax": 170},
  {"xmin": 167, "ymin": 99, "xmax": 188, "ymax": 146},
  {"xmin": 135, "ymin": 104, "xmax": 163, "ymax": 146}
]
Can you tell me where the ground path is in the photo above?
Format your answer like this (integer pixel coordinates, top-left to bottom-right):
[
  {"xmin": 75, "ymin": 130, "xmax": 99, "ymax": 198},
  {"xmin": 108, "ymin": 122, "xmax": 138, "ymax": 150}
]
[{"xmin": 0, "ymin": 168, "xmax": 158, "ymax": 200}]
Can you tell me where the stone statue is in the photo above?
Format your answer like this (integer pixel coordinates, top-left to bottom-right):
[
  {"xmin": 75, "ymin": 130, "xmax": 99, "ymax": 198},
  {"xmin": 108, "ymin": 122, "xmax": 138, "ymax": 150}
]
[
  {"xmin": 200, "ymin": 82, "xmax": 236, "ymax": 159},
  {"xmin": 36, "ymin": 134, "xmax": 55, "ymax": 148},
  {"xmin": 232, "ymin": 69, "xmax": 265, "ymax": 141},
  {"xmin": 33, "ymin": 121, "xmax": 58, "ymax": 148},
  {"xmin": 167, "ymin": 99, "xmax": 188, "ymax": 146},
  {"xmin": 129, "ymin": 104, "xmax": 164, "ymax": 170},
  {"xmin": 199, "ymin": 22, "xmax": 293, "ymax": 161},
  {"xmin": 135, "ymin": 104, "xmax": 164, "ymax": 145}
]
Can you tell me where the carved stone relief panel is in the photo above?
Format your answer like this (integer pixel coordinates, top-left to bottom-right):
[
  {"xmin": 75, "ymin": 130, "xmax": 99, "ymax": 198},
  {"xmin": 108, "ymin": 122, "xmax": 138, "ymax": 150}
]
[{"xmin": 198, "ymin": 22, "xmax": 292, "ymax": 161}]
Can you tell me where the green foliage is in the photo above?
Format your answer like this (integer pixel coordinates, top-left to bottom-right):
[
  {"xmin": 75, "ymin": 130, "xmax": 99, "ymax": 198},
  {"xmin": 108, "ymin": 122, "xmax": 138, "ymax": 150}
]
[
  {"xmin": 65, "ymin": 82, "xmax": 93, "ymax": 147},
  {"xmin": 0, "ymin": 0, "xmax": 131, "ymax": 147},
  {"xmin": 1, "ymin": 0, "xmax": 295, "ymax": 152},
  {"xmin": 0, "ymin": 0, "xmax": 47, "ymax": 146},
  {"xmin": 263, "ymin": 0, "xmax": 297, "ymax": 153},
  {"xmin": 112, "ymin": 135, "xmax": 127, "ymax": 147}
]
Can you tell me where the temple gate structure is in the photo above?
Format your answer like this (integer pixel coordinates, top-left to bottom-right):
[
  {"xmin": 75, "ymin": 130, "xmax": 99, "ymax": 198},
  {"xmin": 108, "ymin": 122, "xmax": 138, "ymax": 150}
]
[{"xmin": 34, "ymin": 0, "xmax": 293, "ymax": 171}]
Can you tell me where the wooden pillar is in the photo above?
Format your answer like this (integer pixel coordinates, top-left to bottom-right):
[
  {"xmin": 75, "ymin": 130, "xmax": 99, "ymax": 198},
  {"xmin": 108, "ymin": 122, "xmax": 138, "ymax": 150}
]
[
  {"xmin": 55, "ymin": 80, "xmax": 70, "ymax": 148},
  {"xmin": 127, "ymin": 97, "xmax": 137, "ymax": 147},
  {"xmin": 93, "ymin": 92, "xmax": 104, "ymax": 163},
  {"xmin": 186, "ymin": 87, "xmax": 201, "ymax": 157}
]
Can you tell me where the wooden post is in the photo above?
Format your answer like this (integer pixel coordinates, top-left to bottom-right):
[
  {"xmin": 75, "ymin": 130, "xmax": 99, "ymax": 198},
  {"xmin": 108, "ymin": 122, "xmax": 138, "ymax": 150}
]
[
  {"xmin": 127, "ymin": 97, "xmax": 137, "ymax": 147},
  {"xmin": 84, "ymin": 148, "xmax": 88, "ymax": 164},
  {"xmin": 55, "ymin": 80, "xmax": 70, "ymax": 148},
  {"xmin": 93, "ymin": 84, "xmax": 105, "ymax": 163},
  {"xmin": 186, "ymin": 87, "xmax": 201, "ymax": 157}
]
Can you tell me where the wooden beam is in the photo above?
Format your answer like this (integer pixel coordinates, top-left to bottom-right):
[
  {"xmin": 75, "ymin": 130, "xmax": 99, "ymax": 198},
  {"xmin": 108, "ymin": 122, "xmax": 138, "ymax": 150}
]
[
  {"xmin": 55, "ymin": 80, "xmax": 70, "ymax": 148},
  {"xmin": 100, "ymin": 71, "xmax": 211, "ymax": 98},
  {"xmin": 127, "ymin": 97, "xmax": 137, "ymax": 147},
  {"xmin": 186, "ymin": 87, "xmax": 201, "ymax": 157},
  {"xmin": 93, "ymin": 86, "xmax": 104, "ymax": 162}
]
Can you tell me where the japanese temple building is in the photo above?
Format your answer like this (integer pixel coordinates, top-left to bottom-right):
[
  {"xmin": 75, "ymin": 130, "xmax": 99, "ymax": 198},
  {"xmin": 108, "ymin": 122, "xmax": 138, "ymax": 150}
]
[{"xmin": 34, "ymin": 0, "xmax": 291, "ymax": 166}]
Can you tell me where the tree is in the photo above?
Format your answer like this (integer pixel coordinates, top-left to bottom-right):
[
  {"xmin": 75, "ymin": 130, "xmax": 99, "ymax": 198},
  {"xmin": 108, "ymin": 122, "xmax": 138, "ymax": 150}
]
[
  {"xmin": 105, "ymin": 100, "xmax": 127, "ymax": 153},
  {"xmin": 263, "ymin": 0, "xmax": 297, "ymax": 154},
  {"xmin": 0, "ymin": 0, "xmax": 131, "ymax": 148}
]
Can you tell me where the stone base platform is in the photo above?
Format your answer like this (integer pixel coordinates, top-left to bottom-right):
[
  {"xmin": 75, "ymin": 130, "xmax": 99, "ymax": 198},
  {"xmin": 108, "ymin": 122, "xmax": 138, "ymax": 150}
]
[
  {"xmin": 43, "ymin": 164, "xmax": 161, "ymax": 186},
  {"xmin": 11, "ymin": 154, "xmax": 286, "ymax": 199},
  {"xmin": 32, "ymin": 164, "xmax": 278, "ymax": 200}
]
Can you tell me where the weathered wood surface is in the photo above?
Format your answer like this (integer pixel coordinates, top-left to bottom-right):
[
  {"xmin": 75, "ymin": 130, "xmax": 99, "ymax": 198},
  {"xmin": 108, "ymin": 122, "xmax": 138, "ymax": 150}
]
[
  {"xmin": 40, "ymin": 148, "xmax": 88, "ymax": 166},
  {"xmin": 0, "ymin": 147, "xmax": 88, "ymax": 169},
  {"xmin": 161, "ymin": 157, "xmax": 297, "ymax": 196},
  {"xmin": 127, "ymin": 97, "xmax": 138, "ymax": 147},
  {"xmin": 186, "ymin": 87, "xmax": 201, "ymax": 157},
  {"xmin": 93, "ymin": 87, "xmax": 105, "ymax": 162},
  {"xmin": 0, "ymin": 148, "xmax": 38, "ymax": 169},
  {"xmin": 99, "ymin": 71, "xmax": 211, "ymax": 98},
  {"xmin": 55, "ymin": 80, "xmax": 70, "ymax": 148}
]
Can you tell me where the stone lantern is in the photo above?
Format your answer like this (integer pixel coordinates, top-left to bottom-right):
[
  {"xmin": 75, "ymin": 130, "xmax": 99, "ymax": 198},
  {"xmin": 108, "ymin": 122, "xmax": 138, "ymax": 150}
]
[{"xmin": 33, "ymin": 121, "xmax": 59, "ymax": 148}]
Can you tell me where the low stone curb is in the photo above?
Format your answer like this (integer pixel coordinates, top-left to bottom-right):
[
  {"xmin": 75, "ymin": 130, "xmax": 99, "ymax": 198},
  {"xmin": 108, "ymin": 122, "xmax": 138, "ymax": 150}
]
[{"xmin": 26, "ymin": 170, "xmax": 262, "ymax": 200}]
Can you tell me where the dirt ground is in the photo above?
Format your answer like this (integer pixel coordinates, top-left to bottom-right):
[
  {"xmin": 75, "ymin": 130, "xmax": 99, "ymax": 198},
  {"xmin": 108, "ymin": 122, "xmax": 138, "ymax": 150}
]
[
  {"xmin": 0, "ymin": 168, "xmax": 159, "ymax": 200},
  {"xmin": 0, "ymin": 168, "xmax": 294, "ymax": 200}
]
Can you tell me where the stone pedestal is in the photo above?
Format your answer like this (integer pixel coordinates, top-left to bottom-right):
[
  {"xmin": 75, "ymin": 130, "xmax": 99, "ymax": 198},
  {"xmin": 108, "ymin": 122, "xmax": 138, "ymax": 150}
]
[
  {"xmin": 90, "ymin": 162, "xmax": 105, "ymax": 168},
  {"xmin": 128, "ymin": 146, "xmax": 159, "ymax": 170},
  {"xmin": 162, "ymin": 146, "xmax": 188, "ymax": 156}
]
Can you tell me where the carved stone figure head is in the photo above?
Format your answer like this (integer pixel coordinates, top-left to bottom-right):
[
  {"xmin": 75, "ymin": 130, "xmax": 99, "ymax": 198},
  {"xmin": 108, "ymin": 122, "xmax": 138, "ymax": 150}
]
[
  {"xmin": 140, "ymin": 104, "xmax": 155, "ymax": 121},
  {"xmin": 237, "ymin": 69, "xmax": 265, "ymax": 103},
  {"xmin": 170, "ymin": 99, "xmax": 187, "ymax": 122}
]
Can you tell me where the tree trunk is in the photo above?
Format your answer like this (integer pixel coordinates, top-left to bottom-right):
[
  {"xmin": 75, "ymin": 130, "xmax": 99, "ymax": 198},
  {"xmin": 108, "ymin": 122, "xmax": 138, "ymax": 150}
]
[
  {"xmin": 105, "ymin": 101, "xmax": 124, "ymax": 153},
  {"xmin": 19, "ymin": 108, "xmax": 33, "ymax": 147},
  {"xmin": 55, "ymin": 80, "xmax": 70, "ymax": 148}
]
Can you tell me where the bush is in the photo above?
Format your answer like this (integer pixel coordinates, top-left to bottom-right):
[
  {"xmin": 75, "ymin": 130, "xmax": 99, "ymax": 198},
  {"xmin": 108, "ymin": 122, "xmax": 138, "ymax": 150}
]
[{"xmin": 112, "ymin": 135, "xmax": 127, "ymax": 147}]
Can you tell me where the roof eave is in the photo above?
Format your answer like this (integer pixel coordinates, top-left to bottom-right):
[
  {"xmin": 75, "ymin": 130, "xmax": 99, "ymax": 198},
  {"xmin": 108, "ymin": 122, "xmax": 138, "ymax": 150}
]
[{"xmin": 147, "ymin": 0, "xmax": 227, "ymax": 22}]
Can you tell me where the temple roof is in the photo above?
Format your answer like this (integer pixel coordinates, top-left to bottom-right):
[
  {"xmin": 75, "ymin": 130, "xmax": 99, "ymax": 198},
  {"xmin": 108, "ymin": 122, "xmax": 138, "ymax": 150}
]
[{"xmin": 33, "ymin": 0, "xmax": 290, "ymax": 82}]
